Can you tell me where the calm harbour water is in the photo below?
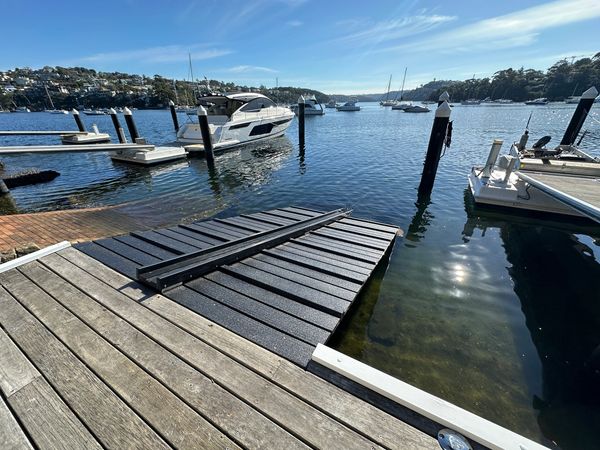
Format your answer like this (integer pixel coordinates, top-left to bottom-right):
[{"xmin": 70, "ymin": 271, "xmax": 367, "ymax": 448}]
[{"xmin": 2, "ymin": 103, "xmax": 600, "ymax": 449}]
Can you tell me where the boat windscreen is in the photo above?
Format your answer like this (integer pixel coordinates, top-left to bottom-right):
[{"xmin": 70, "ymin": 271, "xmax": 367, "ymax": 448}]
[{"xmin": 200, "ymin": 97, "xmax": 245, "ymax": 117}]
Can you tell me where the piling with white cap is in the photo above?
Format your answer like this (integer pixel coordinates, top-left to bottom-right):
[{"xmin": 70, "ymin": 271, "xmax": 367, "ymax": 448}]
[
  {"xmin": 560, "ymin": 86, "xmax": 598, "ymax": 146},
  {"xmin": 109, "ymin": 108, "xmax": 126, "ymax": 143},
  {"xmin": 298, "ymin": 96, "xmax": 305, "ymax": 149},
  {"xmin": 123, "ymin": 107, "xmax": 140, "ymax": 143},
  {"xmin": 72, "ymin": 109, "xmax": 86, "ymax": 132},
  {"xmin": 418, "ymin": 101, "xmax": 452, "ymax": 197},
  {"xmin": 169, "ymin": 100, "xmax": 180, "ymax": 132},
  {"xmin": 197, "ymin": 105, "xmax": 214, "ymax": 166},
  {"xmin": 438, "ymin": 91, "xmax": 450, "ymax": 106}
]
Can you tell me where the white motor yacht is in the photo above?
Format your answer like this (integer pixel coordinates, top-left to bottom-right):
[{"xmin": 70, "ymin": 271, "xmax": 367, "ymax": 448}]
[
  {"xmin": 336, "ymin": 101, "xmax": 360, "ymax": 111},
  {"xmin": 291, "ymin": 95, "xmax": 325, "ymax": 115},
  {"xmin": 404, "ymin": 105, "xmax": 430, "ymax": 113},
  {"xmin": 461, "ymin": 99, "xmax": 481, "ymax": 105},
  {"xmin": 12, "ymin": 107, "xmax": 30, "ymax": 113},
  {"xmin": 176, "ymin": 92, "xmax": 294, "ymax": 151},
  {"xmin": 83, "ymin": 109, "xmax": 107, "ymax": 115},
  {"xmin": 524, "ymin": 97, "xmax": 548, "ymax": 105}
]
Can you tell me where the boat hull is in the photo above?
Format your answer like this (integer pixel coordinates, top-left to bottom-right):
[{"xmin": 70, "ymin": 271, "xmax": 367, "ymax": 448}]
[
  {"xmin": 468, "ymin": 167, "xmax": 584, "ymax": 218},
  {"xmin": 177, "ymin": 111, "xmax": 293, "ymax": 149}
]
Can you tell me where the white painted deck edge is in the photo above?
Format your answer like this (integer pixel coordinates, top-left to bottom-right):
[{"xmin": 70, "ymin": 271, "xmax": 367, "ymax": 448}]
[
  {"xmin": 312, "ymin": 344, "xmax": 549, "ymax": 450},
  {"xmin": 0, "ymin": 241, "xmax": 71, "ymax": 273}
]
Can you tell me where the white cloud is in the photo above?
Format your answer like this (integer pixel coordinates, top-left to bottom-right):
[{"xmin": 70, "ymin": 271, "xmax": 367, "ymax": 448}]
[
  {"xmin": 74, "ymin": 44, "xmax": 232, "ymax": 64},
  {"xmin": 381, "ymin": 0, "xmax": 600, "ymax": 54},
  {"xmin": 225, "ymin": 65, "xmax": 278, "ymax": 73},
  {"xmin": 334, "ymin": 14, "xmax": 456, "ymax": 45}
]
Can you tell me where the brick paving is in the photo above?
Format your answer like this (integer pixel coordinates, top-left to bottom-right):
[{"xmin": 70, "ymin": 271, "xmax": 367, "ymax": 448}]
[{"xmin": 0, "ymin": 206, "xmax": 147, "ymax": 256}]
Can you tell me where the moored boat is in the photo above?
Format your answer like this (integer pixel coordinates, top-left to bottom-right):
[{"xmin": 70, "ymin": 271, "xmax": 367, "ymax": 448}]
[
  {"xmin": 404, "ymin": 105, "xmax": 430, "ymax": 113},
  {"xmin": 336, "ymin": 101, "xmax": 360, "ymax": 111},
  {"xmin": 469, "ymin": 87, "xmax": 600, "ymax": 221},
  {"xmin": 176, "ymin": 92, "xmax": 294, "ymax": 151},
  {"xmin": 524, "ymin": 97, "xmax": 548, "ymax": 105},
  {"xmin": 291, "ymin": 95, "xmax": 325, "ymax": 115}
]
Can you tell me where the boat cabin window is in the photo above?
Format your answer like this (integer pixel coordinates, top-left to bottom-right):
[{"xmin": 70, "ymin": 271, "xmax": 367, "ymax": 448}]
[
  {"xmin": 200, "ymin": 98, "xmax": 244, "ymax": 117},
  {"xmin": 239, "ymin": 98, "xmax": 276, "ymax": 112}
]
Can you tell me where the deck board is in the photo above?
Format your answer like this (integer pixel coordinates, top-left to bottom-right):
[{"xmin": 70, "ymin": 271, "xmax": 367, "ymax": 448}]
[
  {"xmin": 36, "ymin": 251, "xmax": 397, "ymax": 449},
  {"xmin": 186, "ymin": 276, "xmax": 329, "ymax": 345},
  {"xmin": 28, "ymin": 257, "xmax": 303, "ymax": 450},
  {"xmin": 47, "ymin": 247, "xmax": 438, "ymax": 450},
  {"xmin": 0, "ymin": 393, "xmax": 33, "ymax": 450},
  {"xmin": 0, "ymin": 281, "xmax": 169, "ymax": 449}
]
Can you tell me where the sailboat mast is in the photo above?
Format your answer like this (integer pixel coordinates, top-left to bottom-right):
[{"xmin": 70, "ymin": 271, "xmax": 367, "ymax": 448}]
[
  {"xmin": 188, "ymin": 53, "xmax": 199, "ymax": 100},
  {"xmin": 44, "ymin": 84, "xmax": 55, "ymax": 109},
  {"xmin": 399, "ymin": 67, "xmax": 407, "ymax": 101},
  {"xmin": 384, "ymin": 74, "xmax": 392, "ymax": 101},
  {"xmin": 173, "ymin": 79, "xmax": 179, "ymax": 105}
]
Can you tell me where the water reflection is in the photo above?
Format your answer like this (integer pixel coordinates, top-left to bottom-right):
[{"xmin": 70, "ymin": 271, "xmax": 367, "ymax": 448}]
[{"xmin": 464, "ymin": 200, "xmax": 600, "ymax": 449}]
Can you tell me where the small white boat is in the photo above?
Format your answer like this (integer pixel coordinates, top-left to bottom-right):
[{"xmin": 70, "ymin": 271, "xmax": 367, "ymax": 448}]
[
  {"xmin": 524, "ymin": 98, "xmax": 548, "ymax": 105},
  {"xmin": 176, "ymin": 92, "xmax": 294, "ymax": 151},
  {"xmin": 404, "ymin": 105, "xmax": 430, "ymax": 113},
  {"xmin": 336, "ymin": 101, "xmax": 360, "ymax": 111},
  {"xmin": 61, "ymin": 125, "xmax": 111, "ymax": 144},
  {"xmin": 177, "ymin": 105, "xmax": 197, "ymax": 114},
  {"xmin": 292, "ymin": 95, "xmax": 325, "ymax": 115},
  {"xmin": 83, "ymin": 109, "xmax": 107, "ymax": 115},
  {"xmin": 565, "ymin": 96, "xmax": 580, "ymax": 104},
  {"xmin": 493, "ymin": 98, "xmax": 513, "ymax": 104},
  {"xmin": 469, "ymin": 87, "xmax": 600, "ymax": 221},
  {"xmin": 12, "ymin": 107, "xmax": 30, "ymax": 113},
  {"xmin": 325, "ymin": 100, "xmax": 337, "ymax": 108},
  {"xmin": 380, "ymin": 99, "xmax": 398, "ymax": 107},
  {"xmin": 461, "ymin": 99, "xmax": 481, "ymax": 105}
]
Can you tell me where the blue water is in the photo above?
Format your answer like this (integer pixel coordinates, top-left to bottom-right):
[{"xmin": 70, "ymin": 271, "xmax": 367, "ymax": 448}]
[{"xmin": 2, "ymin": 104, "xmax": 600, "ymax": 449}]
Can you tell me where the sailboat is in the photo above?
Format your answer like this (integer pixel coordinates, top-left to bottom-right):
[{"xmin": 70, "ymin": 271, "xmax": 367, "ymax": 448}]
[
  {"xmin": 392, "ymin": 68, "xmax": 412, "ymax": 110},
  {"xmin": 380, "ymin": 75, "xmax": 396, "ymax": 106},
  {"xmin": 44, "ymin": 84, "xmax": 68, "ymax": 114}
]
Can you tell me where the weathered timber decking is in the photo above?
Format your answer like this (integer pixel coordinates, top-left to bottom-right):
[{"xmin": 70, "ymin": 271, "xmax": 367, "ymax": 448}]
[
  {"xmin": 75, "ymin": 206, "xmax": 401, "ymax": 367},
  {"xmin": 0, "ymin": 247, "xmax": 436, "ymax": 449}
]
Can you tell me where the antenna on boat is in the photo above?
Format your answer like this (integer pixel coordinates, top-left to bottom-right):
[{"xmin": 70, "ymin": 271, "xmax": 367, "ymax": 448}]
[{"xmin": 518, "ymin": 111, "xmax": 533, "ymax": 150}]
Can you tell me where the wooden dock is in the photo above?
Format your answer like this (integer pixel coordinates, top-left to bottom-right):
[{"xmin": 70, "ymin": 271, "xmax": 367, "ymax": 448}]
[
  {"xmin": 75, "ymin": 206, "xmax": 400, "ymax": 366},
  {"xmin": 0, "ymin": 239, "xmax": 437, "ymax": 449}
]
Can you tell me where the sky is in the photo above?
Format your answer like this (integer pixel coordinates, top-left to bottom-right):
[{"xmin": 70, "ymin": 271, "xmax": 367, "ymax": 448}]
[{"xmin": 1, "ymin": 0, "xmax": 599, "ymax": 94}]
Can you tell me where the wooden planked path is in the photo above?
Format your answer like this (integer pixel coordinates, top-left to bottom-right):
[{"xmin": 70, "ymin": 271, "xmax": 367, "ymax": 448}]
[
  {"xmin": 75, "ymin": 206, "xmax": 401, "ymax": 366},
  {"xmin": 0, "ymin": 247, "xmax": 437, "ymax": 449}
]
